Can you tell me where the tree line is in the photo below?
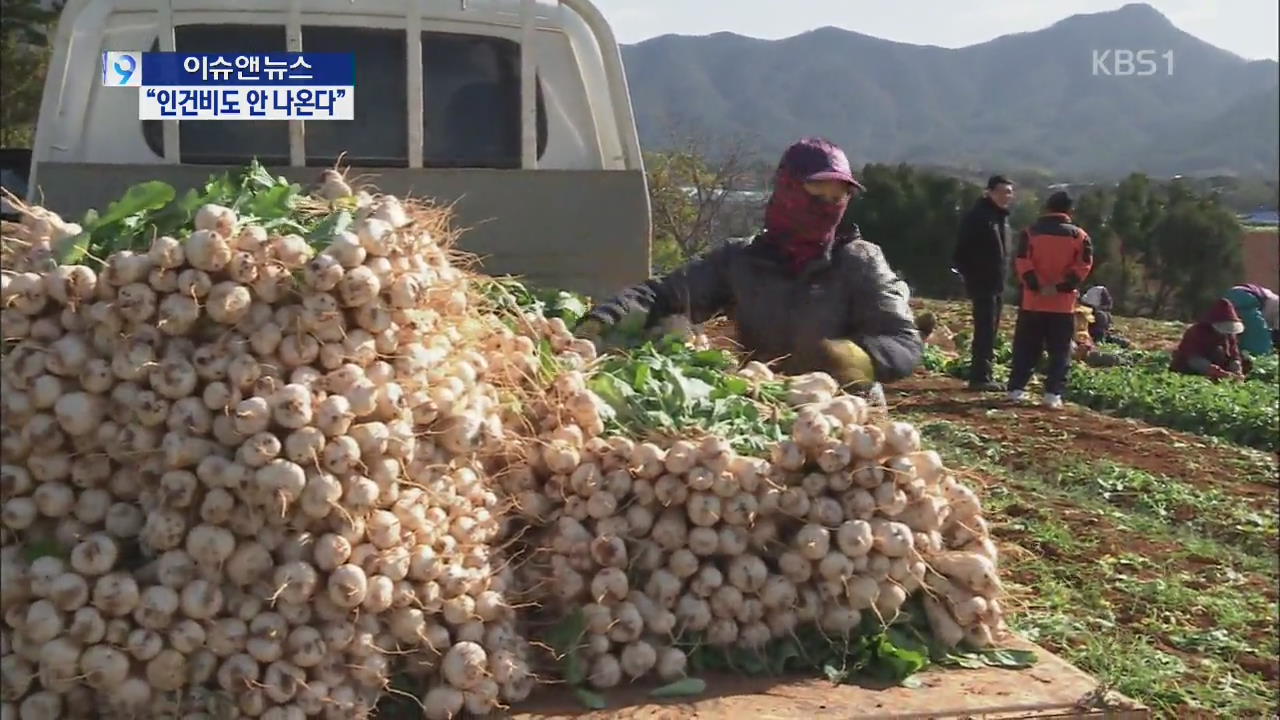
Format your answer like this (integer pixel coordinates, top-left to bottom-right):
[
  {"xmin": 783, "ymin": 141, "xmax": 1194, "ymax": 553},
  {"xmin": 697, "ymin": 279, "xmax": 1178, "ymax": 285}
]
[
  {"xmin": 647, "ymin": 145, "xmax": 1250, "ymax": 322},
  {"xmin": 0, "ymin": 0, "xmax": 61, "ymax": 148}
]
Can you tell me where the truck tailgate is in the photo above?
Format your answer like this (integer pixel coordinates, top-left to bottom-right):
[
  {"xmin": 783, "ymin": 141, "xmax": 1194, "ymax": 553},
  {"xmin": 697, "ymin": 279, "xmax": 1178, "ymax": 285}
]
[{"xmin": 510, "ymin": 637, "xmax": 1149, "ymax": 719}]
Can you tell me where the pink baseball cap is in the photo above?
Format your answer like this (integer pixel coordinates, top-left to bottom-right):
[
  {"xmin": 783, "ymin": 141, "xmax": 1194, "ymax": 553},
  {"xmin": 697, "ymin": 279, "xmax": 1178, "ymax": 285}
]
[{"xmin": 779, "ymin": 137, "xmax": 865, "ymax": 190}]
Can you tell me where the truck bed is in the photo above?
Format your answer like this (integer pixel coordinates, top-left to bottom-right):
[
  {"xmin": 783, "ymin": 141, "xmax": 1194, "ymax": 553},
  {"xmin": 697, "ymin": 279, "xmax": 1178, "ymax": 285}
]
[{"xmin": 510, "ymin": 637, "xmax": 1149, "ymax": 719}]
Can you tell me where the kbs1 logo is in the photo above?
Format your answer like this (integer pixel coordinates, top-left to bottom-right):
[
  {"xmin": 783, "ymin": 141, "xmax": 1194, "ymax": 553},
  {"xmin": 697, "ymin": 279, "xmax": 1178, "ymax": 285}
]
[{"xmin": 1092, "ymin": 49, "xmax": 1175, "ymax": 76}]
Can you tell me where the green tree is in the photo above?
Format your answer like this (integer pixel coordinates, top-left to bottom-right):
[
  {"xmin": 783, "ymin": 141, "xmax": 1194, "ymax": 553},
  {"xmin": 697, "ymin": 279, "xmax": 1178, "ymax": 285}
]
[
  {"xmin": 1071, "ymin": 188, "xmax": 1116, "ymax": 292},
  {"xmin": 1007, "ymin": 186, "xmax": 1041, "ymax": 236},
  {"xmin": 1145, "ymin": 194, "xmax": 1243, "ymax": 319},
  {"xmin": 644, "ymin": 135, "xmax": 749, "ymax": 273},
  {"xmin": 845, "ymin": 163, "xmax": 980, "ymax": 299},
  {"xmin": 1109, "ymin": 173, "xmax": 1162, "ymax": 311},
  {"xmin": 0, "ymin": 0, "xmax": 62, "ymax": 147}
]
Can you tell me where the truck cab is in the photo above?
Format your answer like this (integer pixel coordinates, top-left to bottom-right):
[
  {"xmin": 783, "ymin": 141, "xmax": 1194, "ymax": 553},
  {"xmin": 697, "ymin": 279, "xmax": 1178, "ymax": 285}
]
[
  {"xmin": 0, "ymin": 149, "xmax": 32, "ymax": 220},
  {"xmin": 24, "ymin": 0, "xmax": 650, "ymax": 296}
]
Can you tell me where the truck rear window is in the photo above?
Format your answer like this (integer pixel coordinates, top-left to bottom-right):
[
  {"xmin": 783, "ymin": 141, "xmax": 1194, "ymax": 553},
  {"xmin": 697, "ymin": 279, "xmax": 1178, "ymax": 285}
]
[
  {"xmin": 422, "ymin": 32, "xmax": 546, "ymax": 169},
  {"xmin": 142, "ymin": 25, "xmax": 289, "ymax": 165},
  {"xmin": 142, "ymin": 25, "xmax": 546, "ymax": 168},
  {"xmin": 301, "ymin": 26, "xmax": 408, "ymax": 167}
]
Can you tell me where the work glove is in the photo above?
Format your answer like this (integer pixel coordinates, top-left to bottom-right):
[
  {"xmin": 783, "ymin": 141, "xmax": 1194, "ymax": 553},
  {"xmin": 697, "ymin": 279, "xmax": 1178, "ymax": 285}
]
[
  {"xmin": 651, "ymin": 314, "xmax": 694, "ymax": 341},
  {"xmin": 575, "ymin": 318, "xmax": 606, "ymax": 341},
  {"xmin": 816, "ymin": 338, "xmax": 877, "ymax": 389},
  {"xmin": 575, "ymin": 305, "xmax": 650, "ymax": 351}
]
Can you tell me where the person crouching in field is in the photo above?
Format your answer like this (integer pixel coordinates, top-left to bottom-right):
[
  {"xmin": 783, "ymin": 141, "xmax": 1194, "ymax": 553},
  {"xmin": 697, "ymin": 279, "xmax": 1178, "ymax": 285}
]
[
  {"xmin": 1006, "ymin": 191, "xmax": 1094, "ymax": 410},
  {"xmin": 1170, "ymin": 298, "xmax": 1252, "ymax": 382},
  {"xmin": 575, "ymin": 137, "xmax": 924, "ymax": 390},
  {"xmin": 1223, "ymin": 284, "xmax": 1279, "ymax": 358},
  {"xmin": 1079, "ymin": 285, "xmax": 1132, "ymax": 349}
]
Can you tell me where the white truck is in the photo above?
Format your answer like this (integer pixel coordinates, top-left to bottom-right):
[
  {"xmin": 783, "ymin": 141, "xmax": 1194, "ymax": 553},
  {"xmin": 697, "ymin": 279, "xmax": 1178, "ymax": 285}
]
[
  {"xmin": 9, "ymin": 1, "xmax": 1149, "ymax": 716},
  {"xmin": 15, "ymin": 0, "xmax": 650, "ymax": 297}
]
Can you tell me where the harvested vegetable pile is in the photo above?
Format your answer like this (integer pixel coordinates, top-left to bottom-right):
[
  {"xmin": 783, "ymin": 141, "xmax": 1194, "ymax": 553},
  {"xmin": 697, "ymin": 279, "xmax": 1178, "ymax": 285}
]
[
  {"xmin": 1, "ymin": 169, "xmax": 550, "ymax": 719},
  {"xmin": 500, "ymin": 360, "xmax": 1011, "ymax": 706},
  {"xmin": 1, "ymin": 165, "xmax": 1017, "ymax": 719}
]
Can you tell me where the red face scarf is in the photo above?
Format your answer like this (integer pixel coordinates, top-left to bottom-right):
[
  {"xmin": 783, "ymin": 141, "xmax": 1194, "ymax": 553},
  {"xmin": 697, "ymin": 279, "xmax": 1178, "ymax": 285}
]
[{"xmin": 763, "ymin": 170, "xmax": 851, "ymax": 273}]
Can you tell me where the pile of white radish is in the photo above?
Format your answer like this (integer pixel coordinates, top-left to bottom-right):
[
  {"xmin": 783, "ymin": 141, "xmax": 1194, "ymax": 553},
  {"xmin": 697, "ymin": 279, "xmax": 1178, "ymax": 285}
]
[
  {"xmin": 506, "ymin": 365, "xmax": 1009, "ymax": 691},
  {"xmin": 0, "ymin": 188, "xmax": 562, "ymax": 719},
  {"xmin": 2, "ymin": 174, "xmax": 1012, "ymax": 719},
  {"xmin": 0, "ymin": 206, "xmax": 82, "ymax": 275}
]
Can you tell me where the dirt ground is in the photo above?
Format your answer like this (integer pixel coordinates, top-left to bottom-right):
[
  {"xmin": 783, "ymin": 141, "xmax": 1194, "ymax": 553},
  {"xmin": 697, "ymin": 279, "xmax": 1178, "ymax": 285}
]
[
  {"xmin": 888, "ymin": 375, "xmax": 1278, "ymax": 505},
  {"xmin": 512, "ymin": 636, "xmax": 1139, "ymax": 719},
  {"xmin": 912, "ymin": 299, "xmax": 1187, "ymax": 353}
]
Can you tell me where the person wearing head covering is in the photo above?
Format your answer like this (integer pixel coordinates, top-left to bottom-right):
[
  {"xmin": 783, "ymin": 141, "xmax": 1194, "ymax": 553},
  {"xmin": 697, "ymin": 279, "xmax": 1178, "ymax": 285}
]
[
  {"xmin": 1080, "ymin": 286, "xmax": 1112, "ymax": 342},
  {"xmin": 1223, "ymin": 284, "xmax": 1279, "ymax": 357},
  {"xmin": 1079, "ymin": 285, "xmax": 1132, "ymax": 348},
  {"xmin": 1080, "ymin": 286, "xmax": 1111, "ymax": 310},
  {"xmin": 1170, "ymin": 298, "xmax": 1252, "ymax": 380},
  {"xmin": 952, "ymin": 175, "xmax": 1015, "ymax": 392},
  {"xmin": 576, "ymin": 137, "xmax": 924, "ymax": 388},
  {"xmin": 1006, "ymin": 191, "xmax": 1094, "ymax": 410}
]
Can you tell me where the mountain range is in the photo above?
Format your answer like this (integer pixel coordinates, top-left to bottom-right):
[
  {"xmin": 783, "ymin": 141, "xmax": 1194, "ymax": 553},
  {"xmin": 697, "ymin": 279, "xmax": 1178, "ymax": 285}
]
[{"xmin": 620, "ymin": 3, "xmax": 1280, "ymax": 179}]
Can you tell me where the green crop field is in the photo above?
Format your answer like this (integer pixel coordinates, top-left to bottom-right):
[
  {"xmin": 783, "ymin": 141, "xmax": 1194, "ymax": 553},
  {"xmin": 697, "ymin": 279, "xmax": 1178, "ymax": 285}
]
[{"xmin": 898, "ymin": 299, "xmax": 1279, "ymax": 716}]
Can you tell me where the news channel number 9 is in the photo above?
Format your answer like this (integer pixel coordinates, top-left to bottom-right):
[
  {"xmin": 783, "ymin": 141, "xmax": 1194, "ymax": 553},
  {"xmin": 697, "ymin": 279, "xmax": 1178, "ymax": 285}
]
[{"xmin": 102, "ymin": 51, "xmax": 142, "ymax": 87}]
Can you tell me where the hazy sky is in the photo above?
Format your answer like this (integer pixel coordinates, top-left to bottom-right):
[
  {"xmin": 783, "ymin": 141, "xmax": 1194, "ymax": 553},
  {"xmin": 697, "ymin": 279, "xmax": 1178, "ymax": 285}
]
[{"xmin": 591, "ymin": 0, "xmax": 1279, "ymax": 61}]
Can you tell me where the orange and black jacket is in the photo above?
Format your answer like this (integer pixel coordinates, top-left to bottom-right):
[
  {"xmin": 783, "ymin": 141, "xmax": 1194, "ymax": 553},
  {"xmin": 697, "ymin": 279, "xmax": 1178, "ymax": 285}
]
[{"xmin": 1014, "ymin": 213, "xmax": 1094, "ymax": 314}]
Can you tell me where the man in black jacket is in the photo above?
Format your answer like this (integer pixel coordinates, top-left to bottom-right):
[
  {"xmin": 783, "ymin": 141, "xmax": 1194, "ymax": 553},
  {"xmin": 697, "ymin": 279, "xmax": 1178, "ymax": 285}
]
[{"xmin": 952, "ymin": 175, "xmax": 1015, "ymax": 391}]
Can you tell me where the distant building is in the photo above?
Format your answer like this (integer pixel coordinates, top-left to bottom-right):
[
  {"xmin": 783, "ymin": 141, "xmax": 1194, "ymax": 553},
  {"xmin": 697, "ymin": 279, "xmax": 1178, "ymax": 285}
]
[
  {"xmin": 1241, "ymin": 226, "xmax": 1278, "ymax": 294},
  {"xmin": 1239, "ymin": 210, "xmax": 1279, "ymax": 226},
  {"xmin": 678, "ymin": 187, "xmax": 766, "ymax": 204},
  {"xmin": 1046, "ymin": 182, "xmax": 1097, "ymax": 194}
]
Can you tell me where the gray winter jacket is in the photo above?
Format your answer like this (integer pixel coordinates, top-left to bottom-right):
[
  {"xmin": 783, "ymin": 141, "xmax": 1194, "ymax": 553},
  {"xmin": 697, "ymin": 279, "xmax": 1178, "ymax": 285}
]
[{"xmin": 581, "ymin": 231, "xmax": 924, "ymax": 382}]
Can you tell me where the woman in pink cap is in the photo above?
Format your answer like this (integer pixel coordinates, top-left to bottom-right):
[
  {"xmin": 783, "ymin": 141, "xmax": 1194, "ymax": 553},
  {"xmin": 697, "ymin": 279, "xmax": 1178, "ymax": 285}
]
[{"xmin": 577, "ymin": 137, "xmax": 923, "ymax": 387}]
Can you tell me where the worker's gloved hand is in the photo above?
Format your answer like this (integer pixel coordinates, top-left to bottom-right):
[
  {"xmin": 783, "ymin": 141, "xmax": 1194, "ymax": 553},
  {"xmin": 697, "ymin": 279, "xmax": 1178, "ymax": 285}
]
[
  {"xmin": 575, "ymin": 318, "xmax": 606, "ymax": 340},
  {"xmin": 1207, "ymin": 365, "xmax": 1231, "ymax": 381},
  {"xmin": 576, "ymin": 305, "xmax": 649, "ymax": 350},
  {"xmin": 650, "ymin": 314, "xmax": 694, "ymax": 341},
  {"xmin": 817, "ymin": 338, "xmax": 876, "ymax": 389}
]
